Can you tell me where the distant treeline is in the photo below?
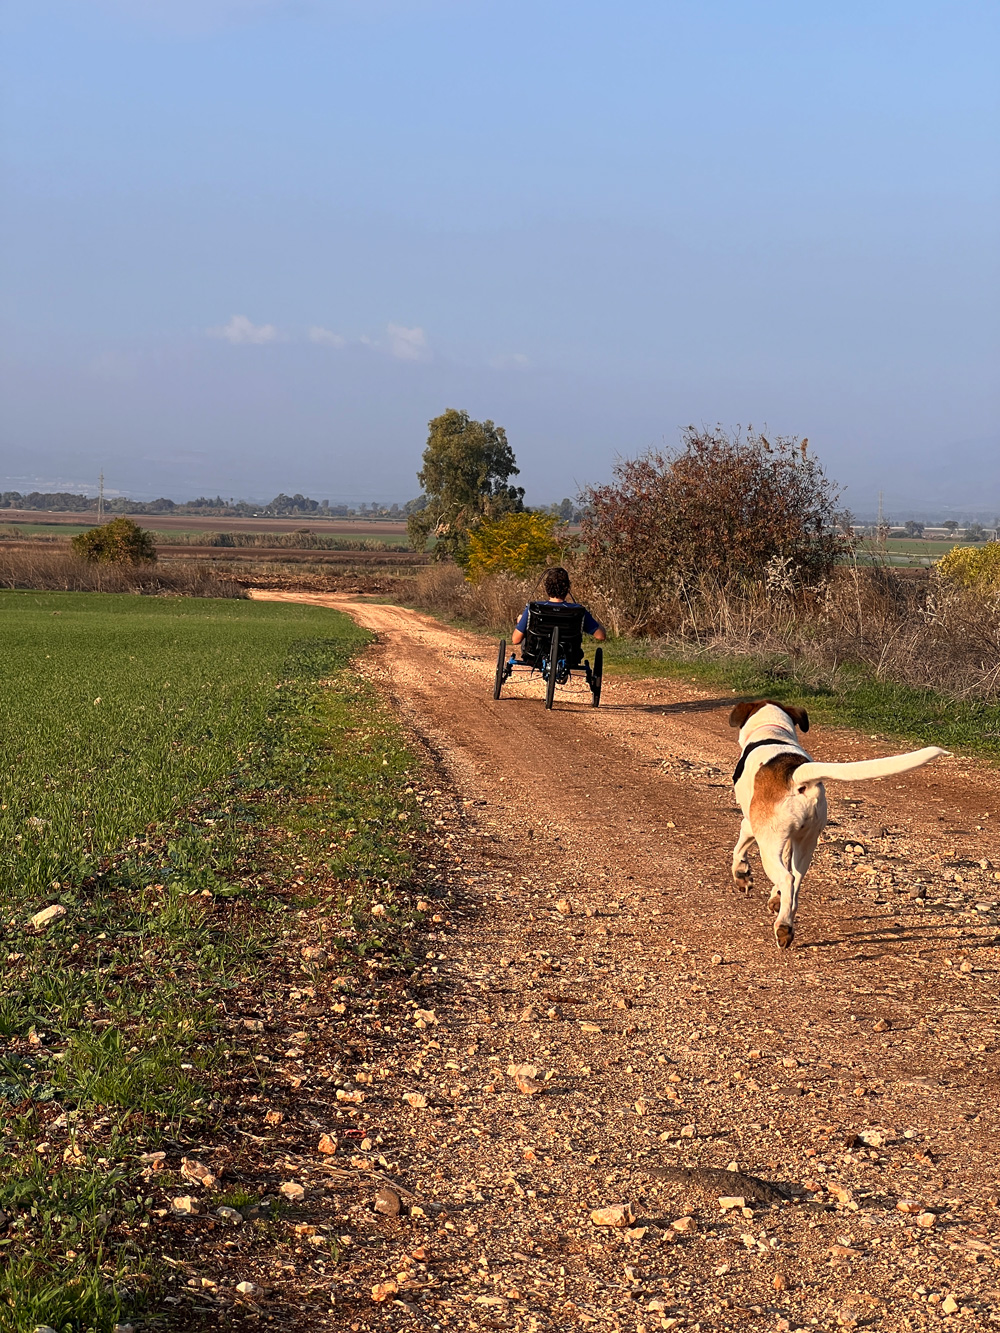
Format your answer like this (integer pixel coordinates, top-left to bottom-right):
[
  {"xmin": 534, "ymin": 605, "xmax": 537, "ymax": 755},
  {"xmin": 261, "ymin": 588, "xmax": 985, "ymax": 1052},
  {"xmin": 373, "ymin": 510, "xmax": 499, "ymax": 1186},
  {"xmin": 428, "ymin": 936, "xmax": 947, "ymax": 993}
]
[{"xmin": 0, "ymin": 491, "xmax": 411, "ymax": 518}]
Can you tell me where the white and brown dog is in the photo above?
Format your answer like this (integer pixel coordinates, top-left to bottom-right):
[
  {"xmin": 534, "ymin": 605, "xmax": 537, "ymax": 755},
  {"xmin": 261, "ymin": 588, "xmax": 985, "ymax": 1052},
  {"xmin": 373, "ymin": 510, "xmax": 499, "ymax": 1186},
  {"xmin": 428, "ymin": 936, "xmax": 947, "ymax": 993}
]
[{"xmin": 729, "ymin": 699, "xmax": 947, "ymax": 948}]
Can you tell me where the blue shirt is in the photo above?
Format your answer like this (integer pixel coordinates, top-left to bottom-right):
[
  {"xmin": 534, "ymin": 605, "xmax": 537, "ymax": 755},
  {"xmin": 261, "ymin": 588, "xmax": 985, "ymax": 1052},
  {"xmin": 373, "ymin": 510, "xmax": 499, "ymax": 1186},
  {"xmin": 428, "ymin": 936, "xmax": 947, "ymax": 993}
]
[{"xmin": 515, "ymin": 601, "xmax": 602, "ymax": 635}]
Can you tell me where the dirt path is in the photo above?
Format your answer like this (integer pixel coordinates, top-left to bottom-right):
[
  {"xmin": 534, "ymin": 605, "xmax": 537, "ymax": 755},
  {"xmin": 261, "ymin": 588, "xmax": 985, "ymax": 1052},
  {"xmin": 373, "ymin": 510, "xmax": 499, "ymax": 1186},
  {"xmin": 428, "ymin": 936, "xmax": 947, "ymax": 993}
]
[{"xmin": 254, "ymin": 592, "xmax": 1000, "ymax": 1332}]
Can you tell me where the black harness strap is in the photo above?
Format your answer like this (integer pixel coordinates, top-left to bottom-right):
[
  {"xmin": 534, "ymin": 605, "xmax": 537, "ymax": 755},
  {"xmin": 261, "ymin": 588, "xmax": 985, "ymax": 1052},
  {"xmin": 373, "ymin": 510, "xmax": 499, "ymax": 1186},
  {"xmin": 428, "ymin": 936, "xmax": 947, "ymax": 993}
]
[{"xmin": 732, "ymin": 738, "xmax": 798, "ymax": 787}]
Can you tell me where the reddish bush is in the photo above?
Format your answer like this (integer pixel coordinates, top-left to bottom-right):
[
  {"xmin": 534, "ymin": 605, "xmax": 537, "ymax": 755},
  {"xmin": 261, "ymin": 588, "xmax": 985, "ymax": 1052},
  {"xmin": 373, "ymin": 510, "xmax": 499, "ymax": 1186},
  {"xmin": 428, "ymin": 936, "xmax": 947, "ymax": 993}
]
[{"xmin": 577, "ymin": 427, "xmax": 851, "ymax": 633}]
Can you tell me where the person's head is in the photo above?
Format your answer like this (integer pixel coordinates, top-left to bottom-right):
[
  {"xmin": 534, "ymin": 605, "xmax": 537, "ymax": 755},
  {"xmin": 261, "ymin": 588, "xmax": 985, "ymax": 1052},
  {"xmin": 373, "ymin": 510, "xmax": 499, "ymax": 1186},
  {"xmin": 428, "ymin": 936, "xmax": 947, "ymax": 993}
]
[{"xmin": 543, "ymin": 566, "xmax": 571, "ymax": 599}]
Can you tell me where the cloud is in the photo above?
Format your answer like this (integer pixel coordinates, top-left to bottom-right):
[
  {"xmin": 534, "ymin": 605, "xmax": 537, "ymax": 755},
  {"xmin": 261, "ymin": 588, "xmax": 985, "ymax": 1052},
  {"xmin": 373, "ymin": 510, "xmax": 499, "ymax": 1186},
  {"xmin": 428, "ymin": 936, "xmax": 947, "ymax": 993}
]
[
  {"xmin": 385, "ymin": 323, "xmax": 430, "ymax": 362},
  {"xmin": 209, "ymin": 314, "xmax": 281, "ymax": 345},
  {"xmin": 308, "ymin": 325, "xmax": 347, "ymax": 347},
  {"xmin": 489, "ymin": 351, "xmax": 530, "ymax": 370}
]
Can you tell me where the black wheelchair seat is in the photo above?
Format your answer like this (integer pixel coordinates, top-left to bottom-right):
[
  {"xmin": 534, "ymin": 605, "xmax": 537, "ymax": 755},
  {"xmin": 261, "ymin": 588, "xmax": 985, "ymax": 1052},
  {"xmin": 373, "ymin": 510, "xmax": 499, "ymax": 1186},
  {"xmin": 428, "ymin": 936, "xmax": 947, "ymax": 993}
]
[{"xmin": 521, "ymin": 601, "xmax": 586, "ymax": 668}]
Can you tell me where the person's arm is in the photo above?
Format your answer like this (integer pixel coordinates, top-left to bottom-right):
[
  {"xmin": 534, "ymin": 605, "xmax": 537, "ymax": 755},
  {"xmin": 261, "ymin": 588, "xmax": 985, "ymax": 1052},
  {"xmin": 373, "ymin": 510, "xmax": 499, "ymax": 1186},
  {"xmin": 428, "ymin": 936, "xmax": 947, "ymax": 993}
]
[
  {"xmin": 582, "ymin": 608, "xmax": 607, "ymax": 642},
  {"xmin": 511, "ymin": 604, "xmax": 530, "ymax": 645}
]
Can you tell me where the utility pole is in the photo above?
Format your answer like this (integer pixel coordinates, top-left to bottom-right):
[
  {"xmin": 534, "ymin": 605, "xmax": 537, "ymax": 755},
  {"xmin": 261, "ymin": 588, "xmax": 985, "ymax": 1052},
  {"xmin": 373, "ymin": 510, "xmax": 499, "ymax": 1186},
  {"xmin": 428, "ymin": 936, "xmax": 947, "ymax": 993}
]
[
  {"xmin": 97, "ymin": 471, "xmax": 105, "ymax": 523},
  {"xmin": 876, "ymin": 490, "xmax": 887, "ymax": 545}
]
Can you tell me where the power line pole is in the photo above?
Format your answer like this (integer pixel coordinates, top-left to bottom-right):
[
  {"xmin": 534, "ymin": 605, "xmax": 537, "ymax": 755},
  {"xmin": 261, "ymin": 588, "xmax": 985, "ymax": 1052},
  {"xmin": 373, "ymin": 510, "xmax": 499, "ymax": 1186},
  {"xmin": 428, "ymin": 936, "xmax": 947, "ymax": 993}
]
[{"xmin": 97, "ymin": 471, "xmax": 105, "ymax": 523}]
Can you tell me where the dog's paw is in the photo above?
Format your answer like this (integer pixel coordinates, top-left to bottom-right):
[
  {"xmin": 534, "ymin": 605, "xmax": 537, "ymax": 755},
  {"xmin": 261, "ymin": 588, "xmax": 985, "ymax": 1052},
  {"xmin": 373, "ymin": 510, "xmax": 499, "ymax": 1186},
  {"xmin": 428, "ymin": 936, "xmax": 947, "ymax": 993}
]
[
  {"xmin": 767, "ymin": 890, "xmax": 781, "ymax": 915},
  {"xmin": 732, "ymin": 862, "xmax": 752, "ymax": 891},
  {"xmin": 774, "ymin": 922, "xmax": 795, "ymax": 949}
]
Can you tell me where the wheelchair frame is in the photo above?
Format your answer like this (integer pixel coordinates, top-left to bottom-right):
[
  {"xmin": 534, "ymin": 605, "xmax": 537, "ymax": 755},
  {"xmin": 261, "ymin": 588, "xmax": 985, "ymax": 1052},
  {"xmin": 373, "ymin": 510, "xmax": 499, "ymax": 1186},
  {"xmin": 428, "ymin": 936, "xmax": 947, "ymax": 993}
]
[{"xmin": 492, "ymin": 602, "xmax": 603, "ymax": 709}]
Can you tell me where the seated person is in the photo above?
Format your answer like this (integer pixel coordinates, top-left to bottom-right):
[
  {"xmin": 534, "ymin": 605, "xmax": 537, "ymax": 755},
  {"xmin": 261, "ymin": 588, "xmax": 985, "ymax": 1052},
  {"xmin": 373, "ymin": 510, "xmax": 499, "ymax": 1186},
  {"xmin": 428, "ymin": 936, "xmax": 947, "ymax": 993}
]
[{"xmin": 511, "ymin": 567, "xmax": 606, "ymax": 659}]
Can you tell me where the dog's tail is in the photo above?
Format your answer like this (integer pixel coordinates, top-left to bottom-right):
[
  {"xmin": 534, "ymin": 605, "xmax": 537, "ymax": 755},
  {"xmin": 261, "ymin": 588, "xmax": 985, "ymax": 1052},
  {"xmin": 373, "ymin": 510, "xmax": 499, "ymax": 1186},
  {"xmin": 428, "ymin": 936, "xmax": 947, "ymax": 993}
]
[{"xmin": 792, "ymin": 746, "xmax": 948, "ymax": 786}]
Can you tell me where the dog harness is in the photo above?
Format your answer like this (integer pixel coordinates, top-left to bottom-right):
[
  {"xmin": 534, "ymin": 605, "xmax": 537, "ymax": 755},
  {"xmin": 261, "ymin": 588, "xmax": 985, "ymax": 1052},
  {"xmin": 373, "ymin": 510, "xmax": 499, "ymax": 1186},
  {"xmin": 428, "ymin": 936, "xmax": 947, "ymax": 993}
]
[{"xmin": 732, "ymin": 738, "xmax": 796, "ymax": 786}]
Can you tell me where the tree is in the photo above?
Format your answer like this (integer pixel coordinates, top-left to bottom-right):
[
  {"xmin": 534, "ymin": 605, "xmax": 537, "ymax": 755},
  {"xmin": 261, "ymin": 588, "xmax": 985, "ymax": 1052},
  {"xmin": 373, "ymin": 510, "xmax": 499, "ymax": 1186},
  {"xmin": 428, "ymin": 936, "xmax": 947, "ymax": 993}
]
[
  {"xmin": 903, "ymin": 520, "xmax": 924, "ymax": 538},
  {"xmin": 943, "ymin": 520, "xmax": 959, "ymax": 535},
  {"xmin": 577, "ymin": 426, "xmax": 850, "ymax": 634},
  {"xmin": 407, "ymin": 409, "xmax": 524, "ymax": 562},
  {"xmin": 71, "ymin": 517, "xmax": 157, "ymax": 565},
  {"xmin": 965, "ymin": 522, "xmax": 986, "ymax": 542}
]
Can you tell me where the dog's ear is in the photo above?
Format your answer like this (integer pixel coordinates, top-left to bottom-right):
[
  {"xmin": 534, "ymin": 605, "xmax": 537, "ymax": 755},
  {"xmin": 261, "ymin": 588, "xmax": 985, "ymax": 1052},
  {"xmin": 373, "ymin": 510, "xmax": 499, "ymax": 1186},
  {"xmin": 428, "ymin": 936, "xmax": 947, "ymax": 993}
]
[
  {"xmin": 783, "ymin": 704, "xmax": 810, "ymax": 733},
  {"xmin": 729, "ymin": 699, "xmax": 767, "ymax": 729}
]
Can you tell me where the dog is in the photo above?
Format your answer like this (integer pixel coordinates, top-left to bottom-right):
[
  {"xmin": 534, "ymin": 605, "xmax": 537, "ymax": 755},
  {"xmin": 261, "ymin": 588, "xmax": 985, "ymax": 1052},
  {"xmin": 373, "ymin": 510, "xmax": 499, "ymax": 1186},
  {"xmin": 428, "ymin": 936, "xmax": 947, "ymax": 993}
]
[{"xmin": 728, "ymin": 699, "xmax": 947, "ymax": 948}]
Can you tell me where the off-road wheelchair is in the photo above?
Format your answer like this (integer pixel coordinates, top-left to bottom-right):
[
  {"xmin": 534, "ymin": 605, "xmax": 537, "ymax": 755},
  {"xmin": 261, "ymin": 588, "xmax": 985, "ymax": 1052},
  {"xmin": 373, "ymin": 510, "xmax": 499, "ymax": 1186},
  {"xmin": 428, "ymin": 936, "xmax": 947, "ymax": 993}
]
[{"xmin": 493, "ymin": 601, "xmax": 603, "ymax": 709}]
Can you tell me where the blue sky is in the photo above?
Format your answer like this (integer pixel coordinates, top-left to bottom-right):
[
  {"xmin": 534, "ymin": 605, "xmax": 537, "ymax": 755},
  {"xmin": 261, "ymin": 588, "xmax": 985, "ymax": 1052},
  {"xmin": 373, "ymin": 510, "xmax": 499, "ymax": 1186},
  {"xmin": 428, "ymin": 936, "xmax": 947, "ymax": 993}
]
[{"xmin": 1, "ymin": 0, "xmax": 997, "ymax": 513}]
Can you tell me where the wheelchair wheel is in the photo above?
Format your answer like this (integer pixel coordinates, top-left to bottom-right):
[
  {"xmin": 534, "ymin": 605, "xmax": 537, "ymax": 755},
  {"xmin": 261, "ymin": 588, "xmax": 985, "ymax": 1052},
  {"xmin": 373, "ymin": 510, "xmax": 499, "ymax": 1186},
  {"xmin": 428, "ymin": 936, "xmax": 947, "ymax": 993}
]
[
  {"xmin": 494, "ymin": 639, "xmax": 506, "ymax": 699},
  {"xmin": 544, "ymin": 628, "xmax": 559, "ymax": 709},
  {"xmin": 590, "ymin": 646, "xmax": 603, "ymax": 708}
]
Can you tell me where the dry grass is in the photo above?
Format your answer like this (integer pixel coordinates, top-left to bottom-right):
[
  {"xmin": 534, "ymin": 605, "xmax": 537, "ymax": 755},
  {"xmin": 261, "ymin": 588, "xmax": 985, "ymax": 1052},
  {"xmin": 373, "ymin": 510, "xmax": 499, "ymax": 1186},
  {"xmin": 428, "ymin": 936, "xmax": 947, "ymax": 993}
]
[
  {"xmin": 410, "ymin": 565, "xmax": 538, "ymax": 632},
  {"xmin": 0, "ymin": 547, "xmax": 247, "ymax": 597},
  {"xmin": 408, "ymin": 560, "xmax": 1000, "ymax": 704}
]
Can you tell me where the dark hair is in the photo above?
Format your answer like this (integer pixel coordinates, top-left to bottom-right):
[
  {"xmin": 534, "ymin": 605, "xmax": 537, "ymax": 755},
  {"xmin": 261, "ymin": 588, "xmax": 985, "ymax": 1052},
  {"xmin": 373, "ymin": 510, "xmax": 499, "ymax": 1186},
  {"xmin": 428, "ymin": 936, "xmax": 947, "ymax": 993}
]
[{"xmin": 543, "ymin": 566, "xmax": 571, "ymax": 599}]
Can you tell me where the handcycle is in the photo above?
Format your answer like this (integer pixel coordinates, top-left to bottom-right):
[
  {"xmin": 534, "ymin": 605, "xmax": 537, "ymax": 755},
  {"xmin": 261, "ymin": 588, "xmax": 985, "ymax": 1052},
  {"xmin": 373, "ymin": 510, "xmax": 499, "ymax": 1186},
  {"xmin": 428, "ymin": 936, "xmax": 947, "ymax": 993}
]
[{"xmin": 493, "ymin": 601, "xmax": 603, "ymax": 709}]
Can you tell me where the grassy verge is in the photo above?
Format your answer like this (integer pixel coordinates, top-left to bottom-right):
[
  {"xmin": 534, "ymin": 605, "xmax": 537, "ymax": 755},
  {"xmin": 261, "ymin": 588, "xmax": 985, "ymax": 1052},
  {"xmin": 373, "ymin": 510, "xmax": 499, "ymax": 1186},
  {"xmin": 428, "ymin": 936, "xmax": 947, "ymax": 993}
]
[
  {"xmin": 603, "ymin": 638, "xmax": 1000, "ymax": 760},
  {"xmin": 0, "ymin": 595, "xmax": 427, "ymax": 1330}
]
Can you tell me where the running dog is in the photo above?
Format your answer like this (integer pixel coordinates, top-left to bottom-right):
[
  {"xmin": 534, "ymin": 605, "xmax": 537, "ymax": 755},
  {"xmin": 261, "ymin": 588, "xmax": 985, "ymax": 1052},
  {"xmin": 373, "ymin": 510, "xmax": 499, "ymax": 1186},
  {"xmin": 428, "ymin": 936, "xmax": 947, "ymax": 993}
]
[{"xmin": 729, "ymin": 699, "xmax": 947, "ymax": 948}]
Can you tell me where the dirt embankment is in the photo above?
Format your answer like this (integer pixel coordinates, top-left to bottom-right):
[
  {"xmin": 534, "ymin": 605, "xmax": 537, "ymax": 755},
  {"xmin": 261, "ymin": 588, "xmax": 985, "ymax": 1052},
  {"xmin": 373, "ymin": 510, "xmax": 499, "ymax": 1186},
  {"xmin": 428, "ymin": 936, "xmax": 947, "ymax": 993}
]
[{"xmin": 240, "ymin": 592, "xmax": 1000, "ymax": 1331}]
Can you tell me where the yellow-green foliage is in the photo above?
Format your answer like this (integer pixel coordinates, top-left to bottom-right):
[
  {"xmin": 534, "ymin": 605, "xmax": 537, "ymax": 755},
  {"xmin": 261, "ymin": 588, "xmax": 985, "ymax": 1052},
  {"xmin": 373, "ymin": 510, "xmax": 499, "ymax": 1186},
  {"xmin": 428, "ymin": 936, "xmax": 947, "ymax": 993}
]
[
  {"xmin": 71, "ymin": 516, "xmax": 157, "ymax": 564},
  {"xmin": 937, "ymin": 541, "xmax": 1000, "ymax": 591},
  {"xmin": 465, "ymin": 511, "xmax": 562, "ymax": 580}
]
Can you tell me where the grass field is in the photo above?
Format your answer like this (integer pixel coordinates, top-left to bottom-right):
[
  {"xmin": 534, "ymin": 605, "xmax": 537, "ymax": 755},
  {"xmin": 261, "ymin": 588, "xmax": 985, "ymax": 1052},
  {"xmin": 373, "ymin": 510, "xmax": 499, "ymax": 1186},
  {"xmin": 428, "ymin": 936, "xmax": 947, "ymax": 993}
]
[
  {"xmin": 0, "ymin": 592, "xmax": 424, "ymax": 1330},
  {"xmin": 855, "ymin": 537, "xmax": 974, "ymax": 567},
  {"xmin": 0, "ymin": 523, "xmax": 414, "ymax": 549},
  {"xmin": 0, "ymin": 524, "xmax": 100, "ymax": 538},
  {"xmin": 0, "ymin": 593, "xmax": 369, "ymax": 904}
]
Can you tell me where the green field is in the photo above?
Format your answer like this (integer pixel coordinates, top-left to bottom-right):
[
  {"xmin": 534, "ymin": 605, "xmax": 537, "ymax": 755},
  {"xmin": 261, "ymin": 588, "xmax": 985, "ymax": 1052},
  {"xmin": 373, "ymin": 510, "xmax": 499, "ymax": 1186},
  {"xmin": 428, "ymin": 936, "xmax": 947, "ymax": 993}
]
[
  {"xmin": 0, "ymin": 592, "xmax": 425, "ymax": 1329},
  {"xmin": 855, "ymin": 537, "xmax": 969, "ymax": 567},
  {"xmin": 0, "ymin": 522, "xmax": 415, "ymax": 548},
  {"xmin": 0, "ymin": 523, "xmax": 99, "ymax": 538},
  {"xmin": 0, "ymin": 593, "xmax": 369, "ymax": 904}
]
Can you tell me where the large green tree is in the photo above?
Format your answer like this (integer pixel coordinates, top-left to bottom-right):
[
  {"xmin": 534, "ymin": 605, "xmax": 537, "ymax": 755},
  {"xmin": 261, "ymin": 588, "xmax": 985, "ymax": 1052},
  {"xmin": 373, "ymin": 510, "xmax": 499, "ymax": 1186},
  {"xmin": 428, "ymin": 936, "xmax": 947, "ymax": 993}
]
[{"xmin": 407, "ymin": 409, "xmax": 524, "ymax": 562}]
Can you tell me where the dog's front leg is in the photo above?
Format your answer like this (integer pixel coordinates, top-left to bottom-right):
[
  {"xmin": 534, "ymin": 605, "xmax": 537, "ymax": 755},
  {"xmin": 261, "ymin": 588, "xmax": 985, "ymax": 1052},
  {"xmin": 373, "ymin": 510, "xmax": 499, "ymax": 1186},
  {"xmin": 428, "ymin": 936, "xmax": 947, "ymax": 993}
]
[{"xmin": 731, "ymin": 818, "xmax": 756, "ymax": 892}]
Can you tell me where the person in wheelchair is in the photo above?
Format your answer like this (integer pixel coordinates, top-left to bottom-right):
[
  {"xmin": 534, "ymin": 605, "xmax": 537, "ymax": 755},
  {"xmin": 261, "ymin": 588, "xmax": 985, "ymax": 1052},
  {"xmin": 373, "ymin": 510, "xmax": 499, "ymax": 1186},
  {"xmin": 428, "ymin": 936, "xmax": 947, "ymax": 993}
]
[{"xmin": 511, "ymin": 566, "xmax": 606, "ymax": 663}]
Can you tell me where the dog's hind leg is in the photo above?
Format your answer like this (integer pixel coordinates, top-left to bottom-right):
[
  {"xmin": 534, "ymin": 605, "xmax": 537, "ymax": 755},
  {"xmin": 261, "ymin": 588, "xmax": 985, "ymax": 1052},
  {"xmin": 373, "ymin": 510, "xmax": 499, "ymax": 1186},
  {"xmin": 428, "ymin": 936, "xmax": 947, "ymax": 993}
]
[
  {"xmin": 758, "ymin": 841, "xmax": 797, "ymax": 948},
  {"xmin": 731, "ymin": 819, "xmax": 756, "ymax": 892}
]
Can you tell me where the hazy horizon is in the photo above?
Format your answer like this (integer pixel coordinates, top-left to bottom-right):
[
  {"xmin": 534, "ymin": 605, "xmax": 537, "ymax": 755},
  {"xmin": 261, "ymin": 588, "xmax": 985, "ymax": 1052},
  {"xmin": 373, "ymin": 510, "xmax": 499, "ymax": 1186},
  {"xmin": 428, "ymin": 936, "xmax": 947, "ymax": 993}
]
[{"xmin": 2, "ymin": 1, "xmax": 998, "ymax": 515}]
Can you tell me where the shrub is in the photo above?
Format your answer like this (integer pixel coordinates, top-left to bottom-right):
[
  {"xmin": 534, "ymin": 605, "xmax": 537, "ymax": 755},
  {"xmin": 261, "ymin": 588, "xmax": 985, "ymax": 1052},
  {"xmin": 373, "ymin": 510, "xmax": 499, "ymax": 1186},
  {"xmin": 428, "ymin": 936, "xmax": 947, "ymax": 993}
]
[
  {"xmin": 0, "ymin": 548, "xmax": 246, "ymax": 597},
  {"xmin": 71, "ymin": 517, "xmax": 157, "ymax": 565},
  {"xmin": 577, "ymin": 426, "xmax": 851, "ymax": 634},
  {"xmin": 464, "ymin": 512, "xmax": 562, "ymax": 580},
  {"xmin": 937, "ymin": 541, "xmax": 1000, "ymax": 591}
]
